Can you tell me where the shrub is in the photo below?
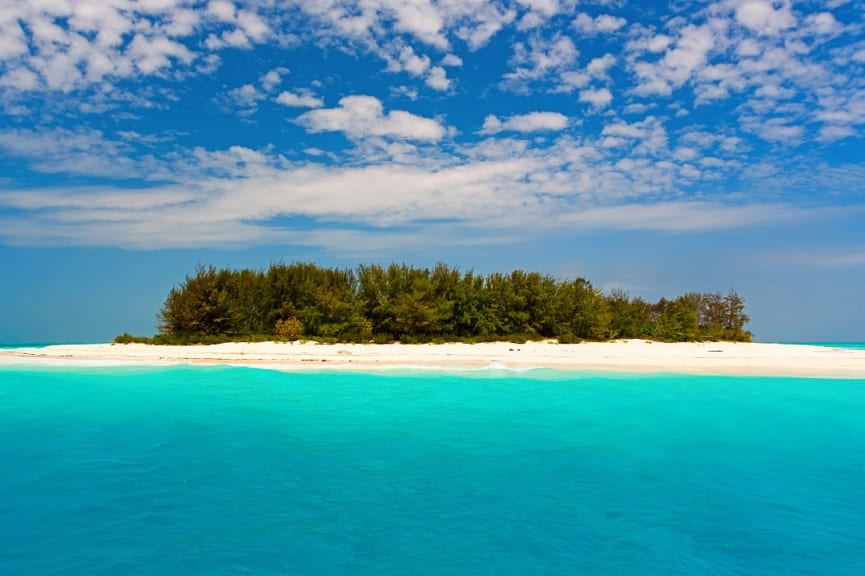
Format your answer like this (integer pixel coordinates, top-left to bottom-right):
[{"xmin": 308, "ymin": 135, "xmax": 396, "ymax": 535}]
[
  {"xmin": 275, "ymin": 317, "xmax": 304, "ymax": 340},
  {"xmin": 113, "ymin": 333, "xmax": 153, "ymax": 344}
]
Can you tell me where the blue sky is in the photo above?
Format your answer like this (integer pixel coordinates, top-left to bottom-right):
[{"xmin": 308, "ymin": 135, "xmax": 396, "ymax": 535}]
[{"xmin": 1, "ymin": 0, "xmax": 864, "ymax": 343}]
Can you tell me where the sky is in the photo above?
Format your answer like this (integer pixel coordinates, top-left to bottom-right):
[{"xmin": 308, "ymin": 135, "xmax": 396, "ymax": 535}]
[{"xmin": 0, "ymin": 0, "xmax": 864, "ymax": 343}]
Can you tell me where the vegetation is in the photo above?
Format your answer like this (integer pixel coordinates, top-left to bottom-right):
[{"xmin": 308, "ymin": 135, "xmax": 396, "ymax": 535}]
[{"xmin": 115, "ymin": 262, "xmax": 751, "ymax": 345}]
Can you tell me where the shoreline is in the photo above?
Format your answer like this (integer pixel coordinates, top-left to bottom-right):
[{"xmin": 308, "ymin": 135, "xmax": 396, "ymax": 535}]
[{"xmin": 2, "ymin": 340, "xmax": 864, "ymax": 378}]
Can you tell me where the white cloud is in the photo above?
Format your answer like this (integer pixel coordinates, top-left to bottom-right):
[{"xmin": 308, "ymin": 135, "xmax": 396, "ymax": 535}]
[
  {"xmin": 517, "ymin": 12, "xmax": 545, "ymax": 31},
  {"xmin": 296, "ymin": 96, "xmax": 446, "ymax": 141},
  {"xmin": 441, "ymin": 54, "xmax": 463, "ymax": 67},
  {"xmin": 452, "ymin": 3, "xmax": 517, "ymax": 49},
  {"xmin": 276, "ymin": 91, "xmax": 324, "ymax": 109},
  {"xmin": 573, "ymin": 13, "xmax": 627, "ymax": 35},
  {"xmin": 261, "ymin": 67, "xmax": 288, "ymax": 92},
  {"xmin": 744, "ymin": 117, "xmax": 804, "ymax": 142},
  {"xmin": 237, "ymin": 9, "xmax": 270, "ymax": 42},
  {"xmin": 0, "ymin": 68, "xmax": 40, "ymax": 91},
  {"xmin": 383, "ymin": 43, "xmax": 453, "ymax": 91},
  {"xmin": 556, "ymin": 53, "xmax": 617, "ymax": 92},
  {"xmin": 224, "ymin": 83, "xmax": 266, "ymax": 115},
  {"xmin": 0, "ymin": 117, "xmax": 855, "ymax": 251},
  {"xmin": 289, "ymin": 0, "xmax": 517, "ymax": 51},
  {"xmin": 516, "ymin": 0, "xmax": 561, "ymax": 18},
  {"xmin": 632, "ymin": 23, "xmax": 717, "ymax": 96},
  {"xmin": 515, "ymin": 0, "xmax": 561, "ymax": 29},
  {"xmin": 0, "ymin": 0, "xmax": 277, "ymax": 94},
  {"xmin": 387, "ymin": 44, "xmax": 431, "ymax": 76},
  {"xmin": 587, "ymin": 53, "xmax": 617, "ymax": 78},
  {"xmin": 390, "ymin": 85, "xmax": 419, "ymax": 100},
  {"xmin": 730, "ymin": 0, "xmax": 796, "ymax": 36},
  {"xmin": 219, "ymin": 66, "xmax": 295, "ymax": 115},
  {"xmin": 805, "ymin": 12, "xmax": 842, "ymax": 36},
  {"xmin": 480, "ymin": 112, "xmax": 569, "ymax": 134},
  {"xmin": 579, "ymin": 87, "xmax": 613, "ymax": 108},
  {"xmin": 425, "ymin": 66, "xmax": 451, "ymax": 91},
  {"xmin": 0, "ymin": 127, "xmax": 141, "ymax": 179},
  {"xmin": 1, "ymin": 0, "xmax": 863, "ymax": 253},
  {"xmin": 819, "ymin": 125, "xmax": 856, "ymax": 141},
  {"xmin": 207, "ymin": 1, "xmax": 236, "ymax": 22},
  {"xmin": 503, "ymin": 34, "xmax": 579, "ymax": 90}
]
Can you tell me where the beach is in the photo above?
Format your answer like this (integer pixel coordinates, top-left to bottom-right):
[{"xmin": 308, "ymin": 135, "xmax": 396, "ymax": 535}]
[{"xmin": 2, "ymin": 340, "xmax": 863, "ymax": 378}]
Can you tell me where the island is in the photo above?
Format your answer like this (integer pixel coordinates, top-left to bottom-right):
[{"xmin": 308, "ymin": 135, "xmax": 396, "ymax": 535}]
[
  {"xmin": 6, "ymin": 262, "xmax": 860, "ymax": 378},
  {"xmin": 118, "ymin": 262, "xmax": 753, "ymax": 345}
]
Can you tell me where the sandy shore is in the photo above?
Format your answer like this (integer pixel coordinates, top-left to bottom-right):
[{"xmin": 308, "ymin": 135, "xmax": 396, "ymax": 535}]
[{"xmin": 1, "ymin": 340, "xmax": 864, "ymax": 378}]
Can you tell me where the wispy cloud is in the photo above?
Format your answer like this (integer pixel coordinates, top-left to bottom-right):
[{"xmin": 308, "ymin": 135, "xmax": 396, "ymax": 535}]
[{"xmin": 0, "ymin": 119, "xmax": 850, "ymax": 251}]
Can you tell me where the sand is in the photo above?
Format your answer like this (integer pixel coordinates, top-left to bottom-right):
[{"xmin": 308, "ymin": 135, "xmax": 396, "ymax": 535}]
[{"xmin": 1, "ymin": 340, "xmax": 864, "ymax": 378}]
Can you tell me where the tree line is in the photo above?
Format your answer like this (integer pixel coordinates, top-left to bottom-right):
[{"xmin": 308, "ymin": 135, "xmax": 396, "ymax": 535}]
[{"xmin": 117, "ymin": 262, "xmax": 751, "ymax": 344}]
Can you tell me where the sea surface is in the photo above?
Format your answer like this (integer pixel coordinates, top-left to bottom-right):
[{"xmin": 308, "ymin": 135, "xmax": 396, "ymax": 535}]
[
  {"xmin": 1, "ymin": 365, "xmax": 864, "ymax": 575},
  {"xmin": 788, "ymin": 342, "xmax": 865, "ymax": 350}
]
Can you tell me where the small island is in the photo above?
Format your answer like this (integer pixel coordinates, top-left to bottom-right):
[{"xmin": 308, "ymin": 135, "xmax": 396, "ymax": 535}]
[
  {"xmin": 117, "ymin": 262, "xmax": 752, "ymax": 345},
  {"xmin": 4, "ymin": 263, "xmax": 863, "ymax": 377}
]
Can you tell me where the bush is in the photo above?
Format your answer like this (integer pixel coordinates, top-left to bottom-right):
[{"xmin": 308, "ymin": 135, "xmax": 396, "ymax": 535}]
[
  {"xmin": 275, "ymin": 317, "xmax": 304, "ymax": 340},
  {"xmin": 356, "ymin": 317, "xmax": 374, "ymax": 339},
  {"xmin": 113, "ymin": 333, "xmax": 153, "ymax": 344}
]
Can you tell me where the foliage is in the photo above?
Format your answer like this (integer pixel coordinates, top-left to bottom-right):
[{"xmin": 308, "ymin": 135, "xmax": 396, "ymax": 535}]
[
  {"xmin": 122, "ymin": 262, "xmax": 753, "ymax": 344},
  {"xmin": 113, "ymin": 332, "xmax": 153, "ymax": 344},
  {"xmin": 274, "ymin": 317, "xmax": 303, "ymax": 340}
]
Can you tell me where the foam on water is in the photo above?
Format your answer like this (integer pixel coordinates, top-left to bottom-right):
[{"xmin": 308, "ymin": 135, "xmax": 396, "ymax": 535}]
[{"xmin": 1, "ymin": 365, "xmax": 864, "ymax": 575}]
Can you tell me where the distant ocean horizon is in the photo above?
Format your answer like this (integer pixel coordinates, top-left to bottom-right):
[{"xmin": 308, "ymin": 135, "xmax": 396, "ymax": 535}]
[
  {"xmin": 1, "ymin": 364, "xmax": 863, "ymax": 575},
  {"xmin": 783, "ymin": 341, "xmax": 865, "ymax": 350},
  {"xmin": 0, "ymin": 342, "xmax": 96, "ymax": 349}
]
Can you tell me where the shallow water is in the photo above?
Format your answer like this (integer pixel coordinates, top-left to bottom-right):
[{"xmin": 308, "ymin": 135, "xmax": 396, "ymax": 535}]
[
  {"xmin": 1, "ymin": 366, "xmax": 863, "ymax": 575},
  {"xmin": 789, "ymin": 341, "xmax": 865, "ymax": 350}
]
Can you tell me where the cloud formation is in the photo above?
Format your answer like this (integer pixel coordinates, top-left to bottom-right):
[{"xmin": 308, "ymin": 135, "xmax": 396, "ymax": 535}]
[
  {"xmin": 0, "ymin": 0, "xmax": 862, "ymax": 253},
  {"xmin": 295, "ymin": 96, "xmax": 446, "ymax": 141},
  {"xmin": 480, "ymin": 112, "xmax": 569, "ymax": 134}
]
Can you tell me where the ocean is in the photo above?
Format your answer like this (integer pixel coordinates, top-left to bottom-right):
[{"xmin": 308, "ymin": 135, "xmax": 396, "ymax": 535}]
[{"xmin": 1, "ymin": 364, "xmax": 863, "ymax": 575}]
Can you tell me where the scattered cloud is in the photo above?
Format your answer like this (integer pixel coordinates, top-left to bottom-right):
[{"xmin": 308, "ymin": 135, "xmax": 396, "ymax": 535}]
[
  {"xmin": 261, "ymin": 67, "xmax": 288, "ymax": 91},
  {"xmin": 0, "ymin": 0, "xmax": 862, "ymax": 253},
  {"xmin": 573, "ymin": 13, "xmax": 628, "ymax": 35},
  {"xmin": 222, "ymin": 83, "xmax": 266, "ymax": 115},
  {"xmin": 579, "ymin": 87, "xmax": 613, "ymax": 108},
  {"xmin": 479, "ymin": 112, "xmax": 569, "ymax": 134},
  {"xmin": 502, "ymin": 34, "xmax": 580, "ymax": 91},
  {"xmin": 295, "ymin": 96, "xmax": 446, "ymax": 141},
  {"xmin": 441, "ymin": 54, "xmax": 463, "ymax": 67},
  {"xmin": 730, "ymin": 0, "xmax": 796, "ymax": 36},
  {"xmin": 276, "ymin": 91, "xmax": 324, "ymax": 109}
]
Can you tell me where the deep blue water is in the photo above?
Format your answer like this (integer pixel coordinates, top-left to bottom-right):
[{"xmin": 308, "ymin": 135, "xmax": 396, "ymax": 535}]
[{"xmin": 1, "ymin": 366, "xmax": 864, "ymax": 575}]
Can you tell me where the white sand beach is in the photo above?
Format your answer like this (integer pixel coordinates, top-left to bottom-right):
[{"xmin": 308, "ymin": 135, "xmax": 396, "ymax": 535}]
[{"xmin": 2, "ymin": 340, "xmax": 864, "ymax": 378}]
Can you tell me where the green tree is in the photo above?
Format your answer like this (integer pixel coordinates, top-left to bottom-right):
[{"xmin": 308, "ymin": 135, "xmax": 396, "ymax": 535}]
[
  {"xmin": 275, "ymin": 317, "xmax": 303, "ymax": 340},
  {"xmin": 151, "ymin": 261, "xmax": 752, "ymax": 344}
]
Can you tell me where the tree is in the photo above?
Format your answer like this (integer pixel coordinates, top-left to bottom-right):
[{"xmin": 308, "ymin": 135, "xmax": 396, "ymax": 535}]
[
  {"xmin": 275, "ymin": 317, "xmax": 303, "ymax": 340},
  {"xmin": 151, "ymin": 261, "xmax": 753, "ymax": 344},
  {"xmin": 157, "ymin": 265, "xmax": 236, "ymax": 337},
  {"xmin": 722, "ymin": 290, "xmax": 751, "ymax": 341}
]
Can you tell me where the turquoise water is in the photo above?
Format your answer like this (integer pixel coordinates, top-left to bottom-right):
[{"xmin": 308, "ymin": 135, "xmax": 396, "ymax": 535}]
[
  {"xmin": 788, "ymin": 342, "xmax": 865, "ymax": 350},
  {"xmin": 1, "ymin": 366, "xmax": 864, "ymax": 575}
]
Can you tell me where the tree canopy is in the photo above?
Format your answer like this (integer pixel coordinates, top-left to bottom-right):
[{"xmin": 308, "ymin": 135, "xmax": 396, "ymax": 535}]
[{"xmin": 118, "ymin": 262, "xmax": 752, "ymax": 344}]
